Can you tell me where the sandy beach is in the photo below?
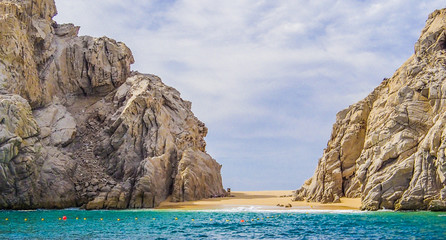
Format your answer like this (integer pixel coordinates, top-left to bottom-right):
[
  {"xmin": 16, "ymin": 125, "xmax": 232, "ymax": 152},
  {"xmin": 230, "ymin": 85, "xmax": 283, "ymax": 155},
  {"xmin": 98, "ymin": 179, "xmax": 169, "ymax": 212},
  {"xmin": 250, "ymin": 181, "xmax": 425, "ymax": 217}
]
[{"xmin": 157, "ymin": 190, "xmax": 361, "ymax": 210}]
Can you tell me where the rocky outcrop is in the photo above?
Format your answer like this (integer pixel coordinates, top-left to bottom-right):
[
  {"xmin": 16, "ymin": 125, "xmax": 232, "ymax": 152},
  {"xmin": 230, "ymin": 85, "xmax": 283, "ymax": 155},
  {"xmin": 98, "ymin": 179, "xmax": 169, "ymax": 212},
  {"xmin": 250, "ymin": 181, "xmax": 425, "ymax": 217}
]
[
  {"xmin": 86, "ymin": 75, "xmax": 224, "ymax": 209},
  {"xmin": 294, "ymin": 9, "xmax": 446, "ymax": 211},
  {"xmin": 0, "ymin": 0, "xmax": 224, "ymax": 209}
]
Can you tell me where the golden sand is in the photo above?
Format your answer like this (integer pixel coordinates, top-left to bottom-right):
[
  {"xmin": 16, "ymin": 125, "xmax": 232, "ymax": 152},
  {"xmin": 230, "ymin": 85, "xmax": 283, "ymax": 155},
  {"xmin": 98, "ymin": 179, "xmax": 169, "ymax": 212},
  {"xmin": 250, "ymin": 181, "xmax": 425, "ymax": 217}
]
[{"xmin": 156, "ymin": 190, "xmax": 361, "ymax": 210}]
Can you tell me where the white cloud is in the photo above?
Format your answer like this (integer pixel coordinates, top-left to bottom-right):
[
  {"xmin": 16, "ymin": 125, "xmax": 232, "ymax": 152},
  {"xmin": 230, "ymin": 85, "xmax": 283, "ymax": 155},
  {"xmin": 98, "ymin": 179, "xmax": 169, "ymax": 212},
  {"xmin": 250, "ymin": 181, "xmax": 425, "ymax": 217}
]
[{"xmin": 54, "ymin": 0, "xmax": 445, "ymax": 190}]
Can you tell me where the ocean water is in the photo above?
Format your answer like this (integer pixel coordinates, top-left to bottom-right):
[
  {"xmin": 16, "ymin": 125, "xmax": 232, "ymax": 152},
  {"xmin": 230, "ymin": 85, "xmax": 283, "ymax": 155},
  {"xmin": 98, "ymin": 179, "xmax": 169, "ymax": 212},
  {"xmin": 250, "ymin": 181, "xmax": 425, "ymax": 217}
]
[{"xmin": 0, "ymin": 208, "xmax": 445, "ymax": 239}]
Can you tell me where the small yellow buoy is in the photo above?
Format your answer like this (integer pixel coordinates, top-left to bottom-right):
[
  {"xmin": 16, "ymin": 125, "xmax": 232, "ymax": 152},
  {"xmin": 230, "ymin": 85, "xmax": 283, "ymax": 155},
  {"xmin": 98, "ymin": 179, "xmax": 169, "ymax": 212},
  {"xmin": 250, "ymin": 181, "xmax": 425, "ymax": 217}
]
[
  {"xmin": 24, "ymin": 218, "xmax": 28, "ymax": 221},
  {"xmin": 58, "ymin": 217, "xmax": 61, "ymax": 220},
  {"xmin": 76, "ymin": 217, "xmax": 79, "ymax": 220},
  {"xmin": 152, "ymin": 218, "xmax": 156, "ymax": 220},
  {"xmin": 117, "ymin": 218, "xmax": 120, "ymax": 221},
  {"xmin": 135, "ymin": 217, "xmax": 138, "ymax": 220},
  {"xmin": 191, "ymin": 219, "xmax": 194, "ymax": 221},
  {"xmin": 226, "ymin": 219, "xmax": 229, "ymax": 222},
  {"xmin": 174, "ymin": 217, "xmax": 178, "ymax": 220},
  {"xmin": 83, "ymin": 218, "xmax": 87, "ymax": 220},
  {"xmin": 5, "ymin": 218, "xmax": 8, "ymax": 221},
  {"xmin": 100, "ymin": 218, "xmax": 103, "ymax": 221},
  {"xmin": 210, "ymin": 218, "xmax": 213, "ymax": 221},
  {"xmin": 41, "ymin": 218, "xmax": 44, "ymax": 221}
]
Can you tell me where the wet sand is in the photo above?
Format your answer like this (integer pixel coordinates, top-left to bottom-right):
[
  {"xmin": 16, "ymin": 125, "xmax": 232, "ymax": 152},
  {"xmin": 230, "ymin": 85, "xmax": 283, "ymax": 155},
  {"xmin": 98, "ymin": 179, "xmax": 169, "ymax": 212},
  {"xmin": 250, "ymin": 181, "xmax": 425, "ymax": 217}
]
[{"xmin": 157, "ymin": 190, "xmax": 361, "ymax": 210}]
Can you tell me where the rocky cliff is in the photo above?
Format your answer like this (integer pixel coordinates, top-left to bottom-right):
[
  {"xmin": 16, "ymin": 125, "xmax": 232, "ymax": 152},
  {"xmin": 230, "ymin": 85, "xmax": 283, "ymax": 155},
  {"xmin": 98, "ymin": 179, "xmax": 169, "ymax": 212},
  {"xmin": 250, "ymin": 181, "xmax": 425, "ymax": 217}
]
[
  {"xmin": 0, "ymin": 0, "xmax": 225, "ymax": 209},
  {"xmin": 294, "ymin": 9, "xmax": 446, "ymax": 211}
]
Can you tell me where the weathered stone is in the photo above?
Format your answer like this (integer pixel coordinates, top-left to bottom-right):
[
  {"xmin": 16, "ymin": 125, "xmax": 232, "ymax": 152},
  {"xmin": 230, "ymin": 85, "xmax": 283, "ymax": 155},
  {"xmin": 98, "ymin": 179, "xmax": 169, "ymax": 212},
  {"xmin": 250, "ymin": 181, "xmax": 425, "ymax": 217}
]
[
  {"xmin": 0, "ymin": 0, "xmax": 224, "ymax": 210},
  {"xmin": 295, "ymin": 9, "xmax": 446, "ymax": 211},
  {"xmin": 88, "ymin": 74, "xmax": 225, "ymax": 209},
  {"xmin": 86, "ymin": 192, "xmax": 107, "ymax": 210},
  {"xmin": 33, "ymin": 104, "xmax": 77, "ymax": 147},
  {"xmin": 172, "ymin": 149, "xmax": 225, "ymax": 202},
  {"xmin": 428, "ymin": 200, "xmax": 446, "ymax": 211},
  {"xmin": 36, "ymin": 146, "xmax": 77, "ymax": 208}
]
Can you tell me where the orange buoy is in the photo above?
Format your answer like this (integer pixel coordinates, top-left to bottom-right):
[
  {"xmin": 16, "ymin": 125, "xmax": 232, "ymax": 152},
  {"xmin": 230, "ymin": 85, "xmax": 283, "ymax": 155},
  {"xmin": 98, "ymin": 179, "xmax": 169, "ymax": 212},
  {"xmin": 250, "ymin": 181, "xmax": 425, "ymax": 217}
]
[{"xmin": 240, "ymin": 219, "xmax": 245, "ymax": 223}]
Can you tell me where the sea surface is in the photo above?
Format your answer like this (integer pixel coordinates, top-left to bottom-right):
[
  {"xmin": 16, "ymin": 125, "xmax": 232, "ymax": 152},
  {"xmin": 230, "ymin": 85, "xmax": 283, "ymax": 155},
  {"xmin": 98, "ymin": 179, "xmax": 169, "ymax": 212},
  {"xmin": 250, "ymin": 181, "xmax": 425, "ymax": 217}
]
[{"xmin": 0, "ymin": 207, "xmax": 445, "ymax": 239}]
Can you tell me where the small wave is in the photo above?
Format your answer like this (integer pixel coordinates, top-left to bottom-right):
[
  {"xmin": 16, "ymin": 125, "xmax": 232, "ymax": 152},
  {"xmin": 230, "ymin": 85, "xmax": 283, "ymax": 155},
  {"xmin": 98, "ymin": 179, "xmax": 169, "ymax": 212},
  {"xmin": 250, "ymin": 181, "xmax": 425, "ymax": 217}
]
[
  {"xmin": 63, "ymin": 208, "xmax": 82, "ymax": 211},
  {"xmin": 376, "ymin": 209, "xmax": 395, "ymax": 212}
]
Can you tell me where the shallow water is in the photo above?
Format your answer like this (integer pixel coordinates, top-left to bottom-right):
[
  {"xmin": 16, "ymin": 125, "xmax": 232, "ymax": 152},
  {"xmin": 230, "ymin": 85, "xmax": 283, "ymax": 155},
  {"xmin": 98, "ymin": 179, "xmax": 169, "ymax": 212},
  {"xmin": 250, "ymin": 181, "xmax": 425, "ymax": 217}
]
[{"xmin": 0, "ymin": 208, "xmax": 445, "ymax": 239}]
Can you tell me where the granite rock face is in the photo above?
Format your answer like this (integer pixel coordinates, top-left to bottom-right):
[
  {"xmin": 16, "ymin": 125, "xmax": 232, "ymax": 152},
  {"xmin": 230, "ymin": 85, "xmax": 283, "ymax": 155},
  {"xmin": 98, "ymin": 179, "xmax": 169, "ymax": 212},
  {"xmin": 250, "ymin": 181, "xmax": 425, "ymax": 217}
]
[
  {"xmin": 86, "ymin": 75, "xmax": 225, "ymax": 209},
  {"xmin": 294, "ymin": 9, "xmax": 446, "ymax": 211},
  {"xmin": 0, "ymin": 0, "xmax": 224, "ymax": 209}
]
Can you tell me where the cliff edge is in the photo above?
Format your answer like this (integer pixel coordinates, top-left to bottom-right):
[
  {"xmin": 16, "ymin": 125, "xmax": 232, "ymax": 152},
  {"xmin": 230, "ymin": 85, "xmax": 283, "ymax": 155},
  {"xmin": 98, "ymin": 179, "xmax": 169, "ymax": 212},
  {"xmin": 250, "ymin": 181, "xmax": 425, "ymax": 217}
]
[
  {"xmin": 0, "ymin": 0, "xmax": 225, "ymax": 209},
  {"xmin": 294, "ymin": 9, "xmax": 446, "ymax": 211}
]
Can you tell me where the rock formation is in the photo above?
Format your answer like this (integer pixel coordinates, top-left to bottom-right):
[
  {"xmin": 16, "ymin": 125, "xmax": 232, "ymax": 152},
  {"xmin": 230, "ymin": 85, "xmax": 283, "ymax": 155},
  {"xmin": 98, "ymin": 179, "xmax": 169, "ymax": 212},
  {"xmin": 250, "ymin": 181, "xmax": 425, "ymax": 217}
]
[
  {"xmin": 0, "ymin": 0, "xmax": 225, "ymax": 209},
  {"xmin": 294, "ymin": 9, "xmax": 446, "ymax": 211}
]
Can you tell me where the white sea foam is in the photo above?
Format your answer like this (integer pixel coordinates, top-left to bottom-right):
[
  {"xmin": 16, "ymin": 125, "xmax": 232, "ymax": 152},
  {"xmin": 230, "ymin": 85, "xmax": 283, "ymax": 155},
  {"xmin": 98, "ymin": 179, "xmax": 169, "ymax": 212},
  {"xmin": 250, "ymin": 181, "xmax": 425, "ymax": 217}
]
[
  {"xmin": 376, "ymin": 209, "xmax": 395, "ymax": 212},
  {"xmin": 63, "ymin": 208, "xmax": 82, "ymax": 211}
]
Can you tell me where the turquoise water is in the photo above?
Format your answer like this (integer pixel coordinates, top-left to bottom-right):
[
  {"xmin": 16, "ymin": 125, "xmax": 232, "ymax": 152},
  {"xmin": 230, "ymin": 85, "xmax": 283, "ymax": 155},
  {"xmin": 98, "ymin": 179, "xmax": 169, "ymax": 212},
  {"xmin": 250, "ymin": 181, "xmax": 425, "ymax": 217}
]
[{"xmin": 0, "ymin": 208, "xmax": 445, "ymax": 239}]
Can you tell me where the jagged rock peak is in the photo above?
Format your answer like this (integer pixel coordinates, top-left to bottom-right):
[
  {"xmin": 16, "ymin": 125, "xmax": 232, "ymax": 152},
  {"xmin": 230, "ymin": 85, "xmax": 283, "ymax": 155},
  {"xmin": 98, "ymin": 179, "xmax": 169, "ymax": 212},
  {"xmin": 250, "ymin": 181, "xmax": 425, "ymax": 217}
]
[
  {"xmin": 294, "ymin": 8, "xmax": 446, "ymax": 211},
  {"xmin": 0, "ymin": 0, "xmax": 225, "ymax": 209},
  {"xmin": 0, "ymin": 0, "xmax": 134, "ymax": 108}
]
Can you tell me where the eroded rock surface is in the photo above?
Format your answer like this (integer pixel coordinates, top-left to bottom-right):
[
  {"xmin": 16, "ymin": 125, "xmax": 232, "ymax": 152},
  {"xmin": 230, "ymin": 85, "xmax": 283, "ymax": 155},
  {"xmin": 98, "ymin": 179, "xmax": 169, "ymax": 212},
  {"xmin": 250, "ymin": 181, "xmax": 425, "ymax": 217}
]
[
  {"xmin": 86, "ymin": 75, "xmax": 225, "ymax": 209},
  {"xmin": 0, "ymin": 0, "xmax": 224, "ymax": 209},
  {"xmin": 294, "ymin": 9, "xmax": 446, "ymax": 211}
]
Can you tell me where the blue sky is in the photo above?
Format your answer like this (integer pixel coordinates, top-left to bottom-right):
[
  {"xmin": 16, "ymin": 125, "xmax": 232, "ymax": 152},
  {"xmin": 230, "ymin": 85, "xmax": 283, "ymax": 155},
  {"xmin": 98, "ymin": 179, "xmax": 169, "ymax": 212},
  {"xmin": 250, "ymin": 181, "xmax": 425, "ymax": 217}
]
[{"xmin": 54, "ymin": 0, "xmax": 445, "ymax": 190}]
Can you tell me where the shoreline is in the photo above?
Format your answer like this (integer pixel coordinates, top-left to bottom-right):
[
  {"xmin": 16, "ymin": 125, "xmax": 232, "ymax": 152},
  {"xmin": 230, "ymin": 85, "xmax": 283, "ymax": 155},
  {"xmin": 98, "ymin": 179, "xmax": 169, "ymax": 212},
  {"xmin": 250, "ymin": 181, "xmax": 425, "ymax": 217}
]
[{"xmin": 156, "ymin": 190, "xmax": 362, "ymax": 211}]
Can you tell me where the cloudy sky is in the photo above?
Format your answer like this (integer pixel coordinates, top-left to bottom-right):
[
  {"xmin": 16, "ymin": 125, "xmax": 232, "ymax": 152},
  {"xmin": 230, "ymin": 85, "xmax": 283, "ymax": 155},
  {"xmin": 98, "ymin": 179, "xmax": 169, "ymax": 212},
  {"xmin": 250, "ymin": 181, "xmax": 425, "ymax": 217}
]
[{"xmin": 54, "ymin": 0, "xmax": 444, "ymax": 191}]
